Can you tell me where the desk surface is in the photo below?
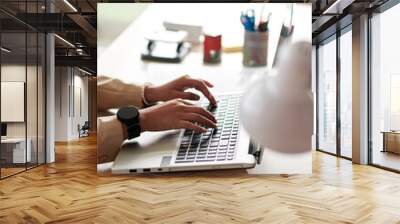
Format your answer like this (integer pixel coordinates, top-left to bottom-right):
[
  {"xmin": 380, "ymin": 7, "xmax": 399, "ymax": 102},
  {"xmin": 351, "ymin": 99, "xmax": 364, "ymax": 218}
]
[
  {"xmin": 1, "ymin": 138, "xmax": 26, "ymax": 143},
  {"xmin": 381, "ymin": 131, "xmax": 400, "ymax": 134},
  {"xmin": 98, "ymin": 3, "xmax": 311, "ymax": 174}
]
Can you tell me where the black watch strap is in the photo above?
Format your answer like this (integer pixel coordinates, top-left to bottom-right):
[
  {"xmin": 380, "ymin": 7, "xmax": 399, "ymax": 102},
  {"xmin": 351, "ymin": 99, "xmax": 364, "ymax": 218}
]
[
  {"xmin": 127, "ymin": 123, "xmax": 141, "ymax": 139},
  {"xmin": 117, "ymin": 106, "xmax": 141, "ymax": 140}
]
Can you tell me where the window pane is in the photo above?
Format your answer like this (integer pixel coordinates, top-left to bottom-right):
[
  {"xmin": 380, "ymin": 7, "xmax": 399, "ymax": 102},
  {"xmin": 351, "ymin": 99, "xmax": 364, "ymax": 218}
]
[
  {"xmin": 318, "ymin": 37, "xmax": 337, "ymax": 154},
  {"xmin": 371, "ymin": 4, "xmax": 400, "ymax": 171},
  {"xmin": 340, "ymin": 29, "xmax": 352, "ymax": 158}
]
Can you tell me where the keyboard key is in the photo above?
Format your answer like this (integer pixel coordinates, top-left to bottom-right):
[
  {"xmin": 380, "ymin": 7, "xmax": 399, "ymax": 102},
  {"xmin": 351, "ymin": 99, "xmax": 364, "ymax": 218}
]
[
  {"xmin": 196, "ymin": 159, "xmax": 215, "ymax": 162},
  {"xmin": 175, "ymin": 93, "xmax": 242, "ymax": 163},
  {"xmin": 210, "ymin": 142, "xmax": 219, "ymax": 147},
  {"xmin": 219, "ymin": 140, "xmax": 229, "ymax": 146},
  {"xmin": 200, "ymin": 139, "xmax": 210, "ymax": 144},
  {"xmin": 184, "ymin": 130, "xmax": 192, "ymax": 134}
]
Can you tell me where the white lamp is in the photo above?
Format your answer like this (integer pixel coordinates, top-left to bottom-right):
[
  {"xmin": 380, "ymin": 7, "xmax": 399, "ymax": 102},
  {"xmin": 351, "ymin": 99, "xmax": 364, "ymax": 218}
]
[{"xmin": 240, "ymin": 41, "xmax": 313, "ymax": 153}]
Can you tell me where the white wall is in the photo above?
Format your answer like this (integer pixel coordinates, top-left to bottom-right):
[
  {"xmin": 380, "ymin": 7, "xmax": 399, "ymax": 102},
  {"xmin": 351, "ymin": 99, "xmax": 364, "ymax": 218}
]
[
  {"xmin": 71, "ymin": 73, "xmax": 89, "ymax": 138},
  {"xmin": 55, "ymin": 67, "xmax": 89, "ymax": 141},
  {"xmin": 1, "ymin": 65, "xmax": 37, "ymax": 138},
  {"xmin": 1, "ymin": 66, "xmax": 26, "ymax": 138},
  {"xmin": 55, "ymin": 67, "xmax": 69, "ymax": 141}
]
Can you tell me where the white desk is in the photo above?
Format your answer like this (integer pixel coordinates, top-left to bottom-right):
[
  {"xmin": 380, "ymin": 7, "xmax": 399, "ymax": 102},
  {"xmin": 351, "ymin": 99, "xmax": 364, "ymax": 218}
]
[
  {"xmin": 1, "ymin": 138, "xmax": 31, "ymax": 163},
  {"xmin": 98, "ymin": 3, "xmax": 311, "ymax": 174}
]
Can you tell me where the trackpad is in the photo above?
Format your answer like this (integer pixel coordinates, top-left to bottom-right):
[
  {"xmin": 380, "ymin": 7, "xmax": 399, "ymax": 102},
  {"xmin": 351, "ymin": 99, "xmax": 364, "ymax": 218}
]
[{"xmin": 113, "ymin": 130, "xmax": 180, "ymax": 169}]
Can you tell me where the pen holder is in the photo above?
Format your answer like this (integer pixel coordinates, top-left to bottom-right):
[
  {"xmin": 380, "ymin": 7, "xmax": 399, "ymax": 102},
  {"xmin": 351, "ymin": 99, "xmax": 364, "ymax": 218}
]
[{"xmin": 242, "ymin": 31, "xmax": 268, "ymax": 67}]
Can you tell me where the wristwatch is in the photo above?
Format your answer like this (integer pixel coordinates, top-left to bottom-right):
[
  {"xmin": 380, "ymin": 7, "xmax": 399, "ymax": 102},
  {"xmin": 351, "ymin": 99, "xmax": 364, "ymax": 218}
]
[{"xmin": 116, "ymin": 106, "xmax": 141, "ymax": 139}]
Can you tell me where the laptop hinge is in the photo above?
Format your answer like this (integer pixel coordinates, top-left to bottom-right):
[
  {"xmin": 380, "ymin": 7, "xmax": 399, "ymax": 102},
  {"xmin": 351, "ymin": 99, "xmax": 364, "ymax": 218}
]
[{"xmin": 248, "ymin": 141, "xmax": 264, "ymax": 164}]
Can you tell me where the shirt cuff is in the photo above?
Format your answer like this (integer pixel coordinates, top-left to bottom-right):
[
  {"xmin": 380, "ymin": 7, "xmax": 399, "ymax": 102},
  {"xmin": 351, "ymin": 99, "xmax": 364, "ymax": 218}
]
[{"xmin": 141, "ymin": 82, "xmax": 153, "ymax": 107}]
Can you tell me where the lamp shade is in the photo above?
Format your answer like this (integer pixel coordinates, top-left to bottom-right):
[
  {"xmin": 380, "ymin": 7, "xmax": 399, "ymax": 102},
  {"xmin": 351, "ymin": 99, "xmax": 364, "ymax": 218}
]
[{"xmin": 240, "ymin": 41, "xmax": 313, "ymax": 153}]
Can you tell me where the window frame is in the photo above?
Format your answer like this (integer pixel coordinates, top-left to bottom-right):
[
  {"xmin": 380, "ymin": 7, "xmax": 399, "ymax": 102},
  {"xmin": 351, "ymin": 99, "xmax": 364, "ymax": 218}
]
[{"xmin": 315, "ymin": 23, "xmax": 353, "ymax": 161}]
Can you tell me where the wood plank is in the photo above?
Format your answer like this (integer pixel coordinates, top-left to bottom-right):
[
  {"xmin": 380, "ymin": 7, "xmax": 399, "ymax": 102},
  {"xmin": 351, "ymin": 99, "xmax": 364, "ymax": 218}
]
[{"xmin": 0, "ymin": 135, "xmax": 400, "ymax": 223}]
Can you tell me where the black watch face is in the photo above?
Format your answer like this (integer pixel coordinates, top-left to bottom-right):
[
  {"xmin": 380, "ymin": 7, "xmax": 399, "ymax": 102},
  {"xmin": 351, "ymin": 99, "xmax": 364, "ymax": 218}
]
[{"xmin": 118, "ymin": 106, "xmax": 139, "ymax": 124}]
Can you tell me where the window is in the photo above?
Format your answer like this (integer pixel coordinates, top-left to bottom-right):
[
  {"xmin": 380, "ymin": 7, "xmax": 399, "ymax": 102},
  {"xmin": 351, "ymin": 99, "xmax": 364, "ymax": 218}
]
[
  {"xmin": 339, "ymin": 28, "xmax": 352, "ymax": 158},
  {"xmin": 370, "ymin": 2, "xmax": 400, "ymax": 171},
  {"xmin": 317, "ymin": 36, "xmax": 337, "ymax": 154}
]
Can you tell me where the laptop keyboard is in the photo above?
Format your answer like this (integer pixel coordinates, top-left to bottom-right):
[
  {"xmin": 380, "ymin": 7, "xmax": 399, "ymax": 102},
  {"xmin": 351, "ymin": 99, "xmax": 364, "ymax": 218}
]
[{"xmin": 175, "ymin": 94, "xmax": 241, "ymax": 163}]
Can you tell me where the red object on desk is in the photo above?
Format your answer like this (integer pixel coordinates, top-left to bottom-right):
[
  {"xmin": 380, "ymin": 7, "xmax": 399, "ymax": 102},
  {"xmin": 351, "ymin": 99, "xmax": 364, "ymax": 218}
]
[{"xmin": 203, "ymin": 34, "xmax": 222, "ymax": 63}]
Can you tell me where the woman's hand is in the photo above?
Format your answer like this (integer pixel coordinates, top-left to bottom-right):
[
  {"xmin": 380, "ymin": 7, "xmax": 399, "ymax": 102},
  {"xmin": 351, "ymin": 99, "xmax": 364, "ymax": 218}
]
[
  {"xmin": 139, "ymin": 99, "xmax": 217, "ymax": 133},
  {"xmin": 144, "ymin": 75, "xmax": 217, "ymax": 106}
]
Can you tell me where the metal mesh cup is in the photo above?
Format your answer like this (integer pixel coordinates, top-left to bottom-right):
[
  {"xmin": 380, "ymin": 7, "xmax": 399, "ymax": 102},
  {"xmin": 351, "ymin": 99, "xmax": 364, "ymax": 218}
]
[{"xmin": 242, "ymin": 31, "xmax": 268, "ymax": 67}]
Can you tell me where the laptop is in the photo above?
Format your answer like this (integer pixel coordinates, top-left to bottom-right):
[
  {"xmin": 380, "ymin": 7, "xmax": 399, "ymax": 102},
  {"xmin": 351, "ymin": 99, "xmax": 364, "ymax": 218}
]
[{"xmin": 111, "ymin": 92, "xmax": 263, "ymax": 174}]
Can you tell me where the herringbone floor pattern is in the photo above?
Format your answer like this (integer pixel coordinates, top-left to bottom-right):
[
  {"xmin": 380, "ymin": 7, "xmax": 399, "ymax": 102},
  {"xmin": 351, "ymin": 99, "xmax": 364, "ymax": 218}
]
[{"xmin": 1, "ymin": 135, "xmax": 400, "ymax": 224}]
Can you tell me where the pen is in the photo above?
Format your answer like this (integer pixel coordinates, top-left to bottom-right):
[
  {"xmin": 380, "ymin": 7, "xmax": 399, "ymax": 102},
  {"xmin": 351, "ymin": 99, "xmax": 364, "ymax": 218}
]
[
  {"xmin": 258, "ymin": 13, "xmax": 271, "ymax": 32},
  {"xmin": 241, "ymin": 9, "xmax": 256, "ymax": 32}
]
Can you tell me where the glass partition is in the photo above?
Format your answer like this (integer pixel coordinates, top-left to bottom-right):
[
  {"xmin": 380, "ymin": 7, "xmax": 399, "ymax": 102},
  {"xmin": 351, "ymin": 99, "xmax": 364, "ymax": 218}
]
[
  {"xmin": 0, "ymin": 1, "xmax": 46, "ymax": 179},
  {"xmin": 27, "ymin": 31, "xmax": 38, "ymax": 169},
  {"xmin": 1, "ymin": 31, "xmax": 28, "ymax": 177}
]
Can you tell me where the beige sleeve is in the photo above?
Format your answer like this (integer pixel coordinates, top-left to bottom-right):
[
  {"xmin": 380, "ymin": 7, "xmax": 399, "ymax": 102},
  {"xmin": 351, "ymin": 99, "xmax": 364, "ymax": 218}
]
[
  {"xmin": 97, "ymin": 115, "xmax": 127, "ymax": 164},
  {"xmin": 97, "ymin": 75, "xmax": 144, "ymax": 112}
]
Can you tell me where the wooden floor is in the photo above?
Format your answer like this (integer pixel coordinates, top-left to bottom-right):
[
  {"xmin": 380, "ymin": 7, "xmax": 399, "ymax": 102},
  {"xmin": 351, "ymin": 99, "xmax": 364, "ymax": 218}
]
[
  {"xmin": 1, "ymin": 135, "xmax": 400, "ymax": 224},
  {"xmin": 1, "ymin": 167, "xmax": 26, "ymax": 178}
]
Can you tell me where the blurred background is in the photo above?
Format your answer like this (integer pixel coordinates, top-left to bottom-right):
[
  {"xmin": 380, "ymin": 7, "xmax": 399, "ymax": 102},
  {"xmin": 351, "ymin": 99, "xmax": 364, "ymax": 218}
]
[{"xmin": 1, "ymin": 0, "xmax": 400, "ymax": 177}]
